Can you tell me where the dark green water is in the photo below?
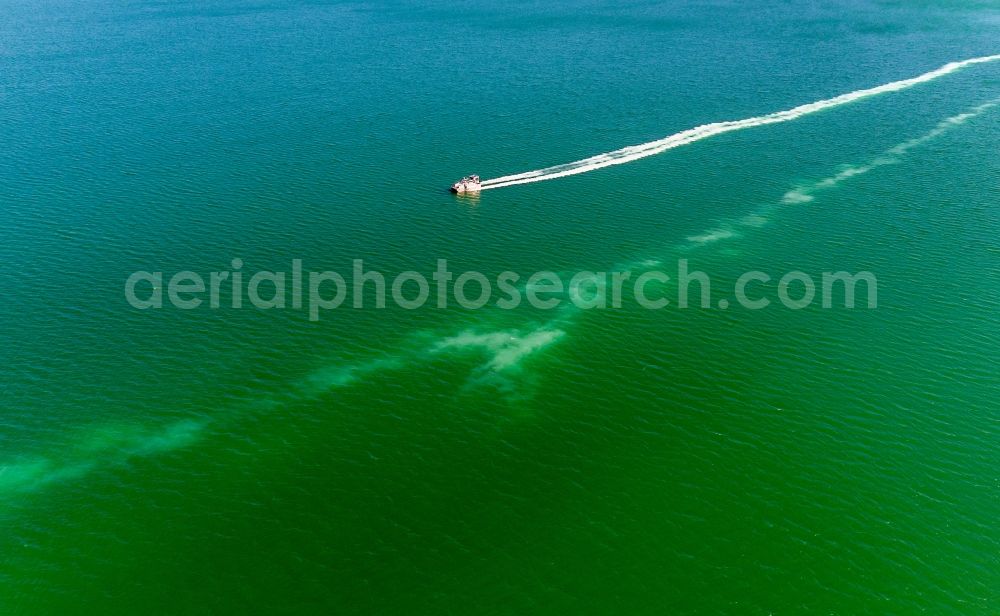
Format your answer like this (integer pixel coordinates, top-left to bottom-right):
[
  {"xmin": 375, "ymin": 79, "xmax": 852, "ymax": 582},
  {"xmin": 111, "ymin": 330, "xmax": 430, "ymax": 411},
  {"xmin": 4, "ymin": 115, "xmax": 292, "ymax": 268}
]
[{"xmin": 2, "ymin": 0, "xmax": 999, "ymax": 612}]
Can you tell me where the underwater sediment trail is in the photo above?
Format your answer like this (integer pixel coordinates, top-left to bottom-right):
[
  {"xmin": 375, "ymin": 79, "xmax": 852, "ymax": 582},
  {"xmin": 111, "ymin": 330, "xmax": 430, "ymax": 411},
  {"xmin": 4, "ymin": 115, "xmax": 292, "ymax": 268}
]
[
  {"xmin": 6, "ymin": 92, "xmax": 999, "ymax": 502},
  {"xmin": 479, "ymin": 55, "xmax": 1000, "ymax": 190}
]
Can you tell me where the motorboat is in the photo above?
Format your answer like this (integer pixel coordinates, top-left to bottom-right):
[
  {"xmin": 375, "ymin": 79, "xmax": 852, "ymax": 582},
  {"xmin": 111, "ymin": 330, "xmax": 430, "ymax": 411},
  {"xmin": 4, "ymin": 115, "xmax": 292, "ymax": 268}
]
[{"xmin": 450, "ymin": 174, "xmax": 482, "ymax": 193}]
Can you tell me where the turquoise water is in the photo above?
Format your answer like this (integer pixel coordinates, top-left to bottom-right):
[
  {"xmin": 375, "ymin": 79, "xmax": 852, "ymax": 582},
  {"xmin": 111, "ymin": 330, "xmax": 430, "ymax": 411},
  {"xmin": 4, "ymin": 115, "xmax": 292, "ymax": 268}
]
[{"xmin": 2, "ymin": 0, "xmax": 1000, "ymax": 612}]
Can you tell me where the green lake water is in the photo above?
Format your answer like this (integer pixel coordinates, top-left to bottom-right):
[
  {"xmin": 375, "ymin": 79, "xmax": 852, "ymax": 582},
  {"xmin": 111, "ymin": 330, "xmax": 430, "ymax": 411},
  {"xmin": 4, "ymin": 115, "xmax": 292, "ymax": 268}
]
[{"xmin": 1, "ymin": 0, "xmax": 999, "ymax": 612}]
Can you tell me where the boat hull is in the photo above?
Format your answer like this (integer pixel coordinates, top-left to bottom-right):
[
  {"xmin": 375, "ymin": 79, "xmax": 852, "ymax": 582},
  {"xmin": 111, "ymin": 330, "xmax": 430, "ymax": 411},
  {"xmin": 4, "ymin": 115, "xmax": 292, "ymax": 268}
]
[{"xmin": 451, "ymin": 182, "xmax": 482, "ymax": 194}]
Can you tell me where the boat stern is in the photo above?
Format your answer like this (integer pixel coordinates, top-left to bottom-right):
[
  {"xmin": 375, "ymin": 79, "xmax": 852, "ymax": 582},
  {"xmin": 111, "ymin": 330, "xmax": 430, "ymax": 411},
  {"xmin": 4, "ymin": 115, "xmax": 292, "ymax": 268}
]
[{"xmin": 451, "ymin": 175, "xmax": 482, "ymax": 194}]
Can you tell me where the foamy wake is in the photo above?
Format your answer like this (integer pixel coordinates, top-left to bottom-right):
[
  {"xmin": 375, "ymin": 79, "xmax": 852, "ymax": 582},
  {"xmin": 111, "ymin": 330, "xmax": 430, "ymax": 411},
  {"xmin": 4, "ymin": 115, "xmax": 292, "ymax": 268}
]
[
  {"xmin": 680, "ymin": 98, "xmax": 1000, "ymax": 247},
  {"xmin": 480, "ymin": 55, "xmax": 1000, "ymax": 190},
  {"xmin": 782, "ymin": 99, "xmax": 1000, "ymax": 204}
]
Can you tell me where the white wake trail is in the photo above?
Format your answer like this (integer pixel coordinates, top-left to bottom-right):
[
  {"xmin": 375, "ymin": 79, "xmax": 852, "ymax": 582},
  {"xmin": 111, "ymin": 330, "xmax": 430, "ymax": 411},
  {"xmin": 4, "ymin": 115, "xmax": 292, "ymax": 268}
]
[{"xmin": 479, "ymin": 55, "xmax": 1000, "ymax": 190}]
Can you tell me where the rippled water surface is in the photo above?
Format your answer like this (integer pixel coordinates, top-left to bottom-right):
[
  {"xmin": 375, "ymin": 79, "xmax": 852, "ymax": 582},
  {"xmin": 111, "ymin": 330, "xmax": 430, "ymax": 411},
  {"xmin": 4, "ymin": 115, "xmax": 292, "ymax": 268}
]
[{"xmin": 2, "ymin": 0, "xmax": 999, "ymax": 612}]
